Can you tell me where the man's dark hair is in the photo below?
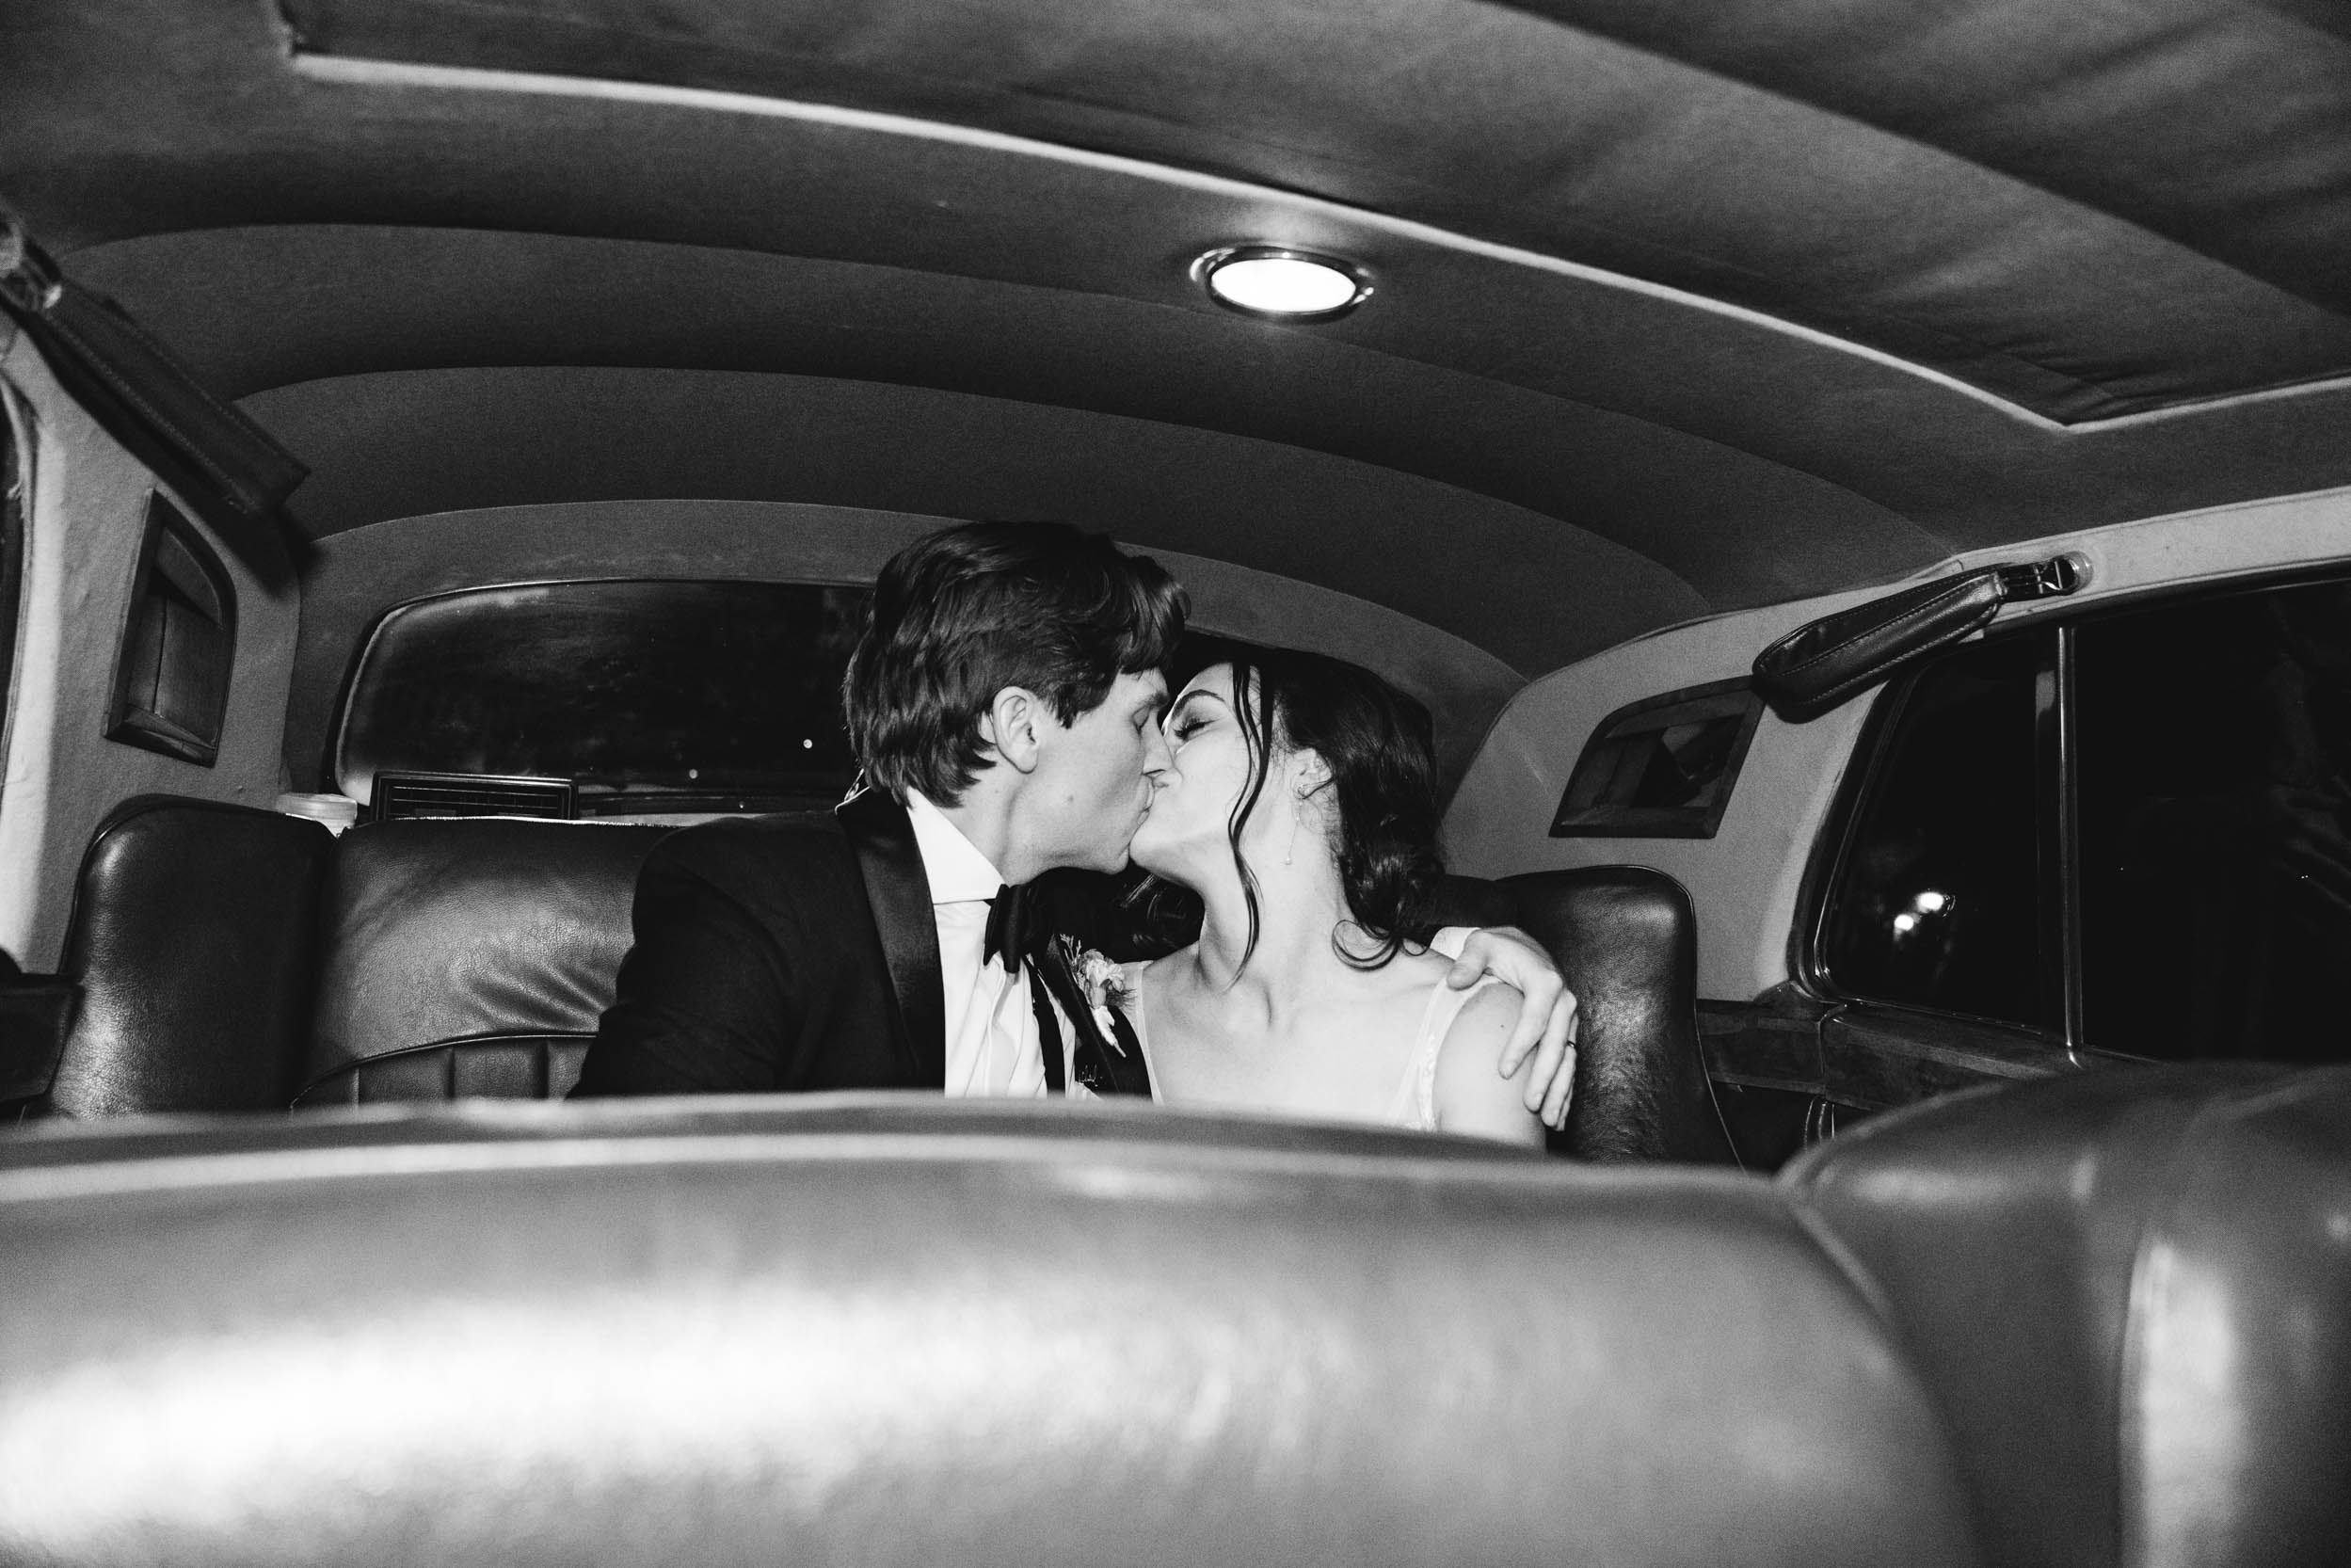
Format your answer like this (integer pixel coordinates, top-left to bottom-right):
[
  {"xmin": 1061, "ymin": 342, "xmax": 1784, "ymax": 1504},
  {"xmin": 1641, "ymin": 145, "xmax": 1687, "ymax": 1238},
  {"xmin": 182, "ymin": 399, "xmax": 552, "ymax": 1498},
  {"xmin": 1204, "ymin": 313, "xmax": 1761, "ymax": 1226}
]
[{"xmin": 843, "ymin": 521, "xmax": 1188, "ymax": 806}]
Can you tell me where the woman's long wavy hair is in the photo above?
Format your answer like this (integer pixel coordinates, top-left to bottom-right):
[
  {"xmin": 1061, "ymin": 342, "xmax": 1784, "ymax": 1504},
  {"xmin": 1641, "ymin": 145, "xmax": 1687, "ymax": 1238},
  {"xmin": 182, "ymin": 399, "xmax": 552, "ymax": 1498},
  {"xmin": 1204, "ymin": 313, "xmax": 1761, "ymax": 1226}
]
[{"xmin": 1210, "ymin": 648, "xmax": 1446, "ymax": 972}]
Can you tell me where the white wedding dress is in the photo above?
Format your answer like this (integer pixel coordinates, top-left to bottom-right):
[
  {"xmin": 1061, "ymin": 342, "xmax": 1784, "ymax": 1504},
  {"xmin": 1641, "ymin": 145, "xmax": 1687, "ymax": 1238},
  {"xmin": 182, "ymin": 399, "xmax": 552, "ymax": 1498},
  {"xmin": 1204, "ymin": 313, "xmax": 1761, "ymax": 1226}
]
[{"xmin": 1116, "ymin": 959, "xmax": 1508, "ymax": 1132}]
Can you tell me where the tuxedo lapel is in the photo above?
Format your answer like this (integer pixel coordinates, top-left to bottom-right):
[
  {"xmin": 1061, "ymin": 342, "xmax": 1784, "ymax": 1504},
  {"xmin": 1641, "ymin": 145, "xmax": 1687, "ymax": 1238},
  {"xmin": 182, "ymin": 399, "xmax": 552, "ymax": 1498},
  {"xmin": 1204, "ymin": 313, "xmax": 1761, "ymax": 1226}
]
[{"xmin": 836, "ymin": 788, "xmax": 946, "ymax": 1086}]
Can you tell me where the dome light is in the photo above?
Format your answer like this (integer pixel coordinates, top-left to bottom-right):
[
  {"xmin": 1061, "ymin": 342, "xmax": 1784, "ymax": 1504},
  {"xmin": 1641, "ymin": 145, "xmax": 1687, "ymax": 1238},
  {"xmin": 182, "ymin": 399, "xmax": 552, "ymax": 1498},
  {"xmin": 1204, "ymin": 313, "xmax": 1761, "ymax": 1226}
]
[{"xmin": 1195, "ymin": 247, "xmax": 1370, "ymax": 321}]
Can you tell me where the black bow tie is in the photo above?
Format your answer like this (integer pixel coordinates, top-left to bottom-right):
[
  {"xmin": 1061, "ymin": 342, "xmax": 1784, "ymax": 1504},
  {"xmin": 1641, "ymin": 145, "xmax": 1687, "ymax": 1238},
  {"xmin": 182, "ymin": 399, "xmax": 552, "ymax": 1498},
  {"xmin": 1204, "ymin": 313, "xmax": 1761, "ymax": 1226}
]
[
  {"xmin": 977, "ymin": 877, "xmax": 1155, "ymax": 1101},
  {"xmin": 982, "ymin": 881, "xmax": 1041, "ymax": 969}
]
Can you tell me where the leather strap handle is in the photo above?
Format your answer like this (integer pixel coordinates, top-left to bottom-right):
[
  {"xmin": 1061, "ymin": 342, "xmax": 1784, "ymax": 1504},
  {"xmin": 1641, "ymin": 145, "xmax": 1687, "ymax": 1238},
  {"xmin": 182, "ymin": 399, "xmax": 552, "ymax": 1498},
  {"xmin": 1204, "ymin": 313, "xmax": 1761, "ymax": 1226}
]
[
  {"xmin": 0, "ymin": 210, "xmax": 309, "ymax": 578},
  {"xmin": 1751, "ymin": 554, "xmax": 2086, "ymax": 721}
]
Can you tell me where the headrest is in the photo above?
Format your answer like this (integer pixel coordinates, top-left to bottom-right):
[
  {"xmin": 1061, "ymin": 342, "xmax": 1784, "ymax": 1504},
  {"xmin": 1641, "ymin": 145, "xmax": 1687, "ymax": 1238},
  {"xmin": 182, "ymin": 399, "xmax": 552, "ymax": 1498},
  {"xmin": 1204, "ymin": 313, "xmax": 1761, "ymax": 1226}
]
[
  {"xmin": 1783, "ymin": 1064, "xmax": 2351, "ymax": 1568},
  {"xmin": 306, "ymin": 820, "xmax": 671, "ymax": 1089},
  {"xmin": 50, "ymin": 796, "xmax": 331, "ymax": 1114},
  {"xmin": 0, "ymin": 1100, "xmax": 1981, "ymax": 1567},
  {"xmin": 1501, "ymin": 867, "xmax": 1730, "ymax": 1163}
]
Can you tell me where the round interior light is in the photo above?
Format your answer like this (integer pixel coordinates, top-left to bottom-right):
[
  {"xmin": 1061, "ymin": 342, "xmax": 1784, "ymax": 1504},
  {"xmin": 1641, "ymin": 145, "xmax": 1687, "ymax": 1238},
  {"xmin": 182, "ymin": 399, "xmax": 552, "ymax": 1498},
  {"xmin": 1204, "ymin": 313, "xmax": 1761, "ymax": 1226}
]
[{"xmin": 1197, "ymin": 248, "xmax": 1369, "ymax": 320}]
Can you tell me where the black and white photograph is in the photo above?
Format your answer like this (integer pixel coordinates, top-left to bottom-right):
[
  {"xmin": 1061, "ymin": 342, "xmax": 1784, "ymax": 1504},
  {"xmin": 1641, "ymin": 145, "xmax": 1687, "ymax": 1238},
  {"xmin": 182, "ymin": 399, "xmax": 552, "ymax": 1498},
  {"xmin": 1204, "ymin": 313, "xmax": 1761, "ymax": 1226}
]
[{"xmin": 0, "ymin": 1, "xmax": 2345, "ymax": 1562}]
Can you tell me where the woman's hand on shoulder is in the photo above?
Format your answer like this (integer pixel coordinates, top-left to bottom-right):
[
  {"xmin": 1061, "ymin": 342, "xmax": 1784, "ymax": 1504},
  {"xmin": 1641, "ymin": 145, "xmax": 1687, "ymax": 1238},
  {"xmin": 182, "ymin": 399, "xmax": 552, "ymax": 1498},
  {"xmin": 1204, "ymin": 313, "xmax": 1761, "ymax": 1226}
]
[{"xmin": 1433, "ymin": 984, "xmax": 1547, "ymax": 1147}]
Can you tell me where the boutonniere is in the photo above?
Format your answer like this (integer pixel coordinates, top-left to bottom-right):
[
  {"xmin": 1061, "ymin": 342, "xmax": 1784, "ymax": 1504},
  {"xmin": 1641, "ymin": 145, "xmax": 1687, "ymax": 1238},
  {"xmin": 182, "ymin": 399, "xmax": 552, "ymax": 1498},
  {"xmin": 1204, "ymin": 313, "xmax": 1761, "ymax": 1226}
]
[
  {"xmin": 1056, "ymin": 936, "xmax": 1133, "ymax": 1013},
  {"xmin": 1052, "ymin": 935, "xmax": 1137, "ymax": 1071}
]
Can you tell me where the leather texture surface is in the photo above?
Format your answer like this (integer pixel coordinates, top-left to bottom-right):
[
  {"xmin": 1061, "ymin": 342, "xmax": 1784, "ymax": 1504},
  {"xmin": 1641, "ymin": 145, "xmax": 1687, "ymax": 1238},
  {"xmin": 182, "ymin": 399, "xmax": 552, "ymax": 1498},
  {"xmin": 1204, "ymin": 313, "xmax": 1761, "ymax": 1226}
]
[
  {"xmin": 1501, "ymin": 867, "xmax": 1735, "ymax": 1164},
  {"xmin": 45, "ymin": 796, "xmax": 330, "ymax": 1116},
  {"xmin": 1783, "ymin": 1064, "xmax": 2351, "ymax": 1568},
  {"xmin": 1751, "ymin": 568, "xmax": 2007, "ymax": 719},
  {"xmin": 305, "ymin": 819, "xmax": 667, "ymax": 1096},
  {"xmin": 295, "ymin": 1033, "xmax": 592, "ymax": 1106},
  {"xmin": 0, "ymin": 1100, "xmax": 1982, "ymax": 1567}
]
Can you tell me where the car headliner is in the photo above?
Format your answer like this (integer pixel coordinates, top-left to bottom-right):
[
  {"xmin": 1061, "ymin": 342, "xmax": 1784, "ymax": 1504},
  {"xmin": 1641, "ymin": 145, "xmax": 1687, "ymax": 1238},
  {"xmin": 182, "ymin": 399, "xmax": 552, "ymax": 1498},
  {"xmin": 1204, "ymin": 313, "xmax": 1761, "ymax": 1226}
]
[{"xmin": 3, "ymin": 0, "xmax": 2349, "ymax": 681}]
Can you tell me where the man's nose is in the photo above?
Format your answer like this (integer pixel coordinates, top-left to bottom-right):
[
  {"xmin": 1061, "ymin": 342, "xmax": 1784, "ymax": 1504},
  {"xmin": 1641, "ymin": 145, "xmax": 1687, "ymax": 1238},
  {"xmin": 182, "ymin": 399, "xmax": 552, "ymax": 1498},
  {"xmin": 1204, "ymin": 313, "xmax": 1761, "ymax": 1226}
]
[{"xmin": 1143, "ymin": 719, "xmax": 1173, "ymax": 776}]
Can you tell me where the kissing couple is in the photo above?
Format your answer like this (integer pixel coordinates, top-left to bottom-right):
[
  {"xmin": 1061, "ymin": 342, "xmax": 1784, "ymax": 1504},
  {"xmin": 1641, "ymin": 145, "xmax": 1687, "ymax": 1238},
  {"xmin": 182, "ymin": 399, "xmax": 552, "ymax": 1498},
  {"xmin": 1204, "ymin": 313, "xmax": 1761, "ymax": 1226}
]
[{"xmin": 573, "ymin": 521, "xmax": 1576, "ymax": 1144}]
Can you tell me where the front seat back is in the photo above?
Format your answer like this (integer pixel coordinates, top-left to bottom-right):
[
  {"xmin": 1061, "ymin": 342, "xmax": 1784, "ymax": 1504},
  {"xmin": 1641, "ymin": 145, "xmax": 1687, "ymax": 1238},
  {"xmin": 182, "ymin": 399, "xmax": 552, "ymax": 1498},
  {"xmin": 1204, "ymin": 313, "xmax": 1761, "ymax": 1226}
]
[{"xmin": 1783, "ymin": 1064, "xmax": 2351, "ymax": 1568}]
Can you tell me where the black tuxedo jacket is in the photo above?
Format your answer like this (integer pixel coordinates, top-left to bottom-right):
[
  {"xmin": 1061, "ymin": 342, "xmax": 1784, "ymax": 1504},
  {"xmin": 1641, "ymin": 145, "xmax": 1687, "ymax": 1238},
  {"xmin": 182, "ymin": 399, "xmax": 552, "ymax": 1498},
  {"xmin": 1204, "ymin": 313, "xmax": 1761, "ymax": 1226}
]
[{"xmin": 570, "ymin": 790, "xmax": 949, "ymax": 1096}]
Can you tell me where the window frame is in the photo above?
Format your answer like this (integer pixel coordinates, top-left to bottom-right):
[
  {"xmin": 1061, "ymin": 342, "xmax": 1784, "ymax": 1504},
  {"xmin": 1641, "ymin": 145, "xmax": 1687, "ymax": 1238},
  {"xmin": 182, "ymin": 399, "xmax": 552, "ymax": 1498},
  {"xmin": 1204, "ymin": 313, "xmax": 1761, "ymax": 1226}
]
[
  {"xmin": 1793, "ymin": 620, "xmax": 2071, "ymax": 1046},
  {"xmin": 1548, "ymin": 676, "xmax": 1765, "ymax": 839},
  {"xmin": 328, "ymin": 574, "xmax": 871, "ymax": 812},
  {"xmin": 1796, "ymin": 558, "xmax": 2351, "ymax": 1064}
]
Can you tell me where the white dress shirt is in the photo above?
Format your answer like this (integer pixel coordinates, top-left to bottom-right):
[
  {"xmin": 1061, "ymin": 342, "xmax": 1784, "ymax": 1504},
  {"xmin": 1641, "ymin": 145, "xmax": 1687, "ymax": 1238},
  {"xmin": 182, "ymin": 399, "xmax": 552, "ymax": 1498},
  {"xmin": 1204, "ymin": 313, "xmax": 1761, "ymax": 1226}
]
[{"xmin": 905, "ymin": 790, "xmax": 1064, "ymax": 1097}]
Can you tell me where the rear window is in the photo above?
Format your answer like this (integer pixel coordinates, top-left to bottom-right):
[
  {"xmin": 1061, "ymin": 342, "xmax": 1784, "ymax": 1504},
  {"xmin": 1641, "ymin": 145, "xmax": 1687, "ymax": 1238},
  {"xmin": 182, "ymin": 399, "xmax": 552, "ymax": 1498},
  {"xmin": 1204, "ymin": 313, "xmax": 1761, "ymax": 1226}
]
[{"xmin": 337, "ymin": 580, "xmax": 870, "ymax": 814}]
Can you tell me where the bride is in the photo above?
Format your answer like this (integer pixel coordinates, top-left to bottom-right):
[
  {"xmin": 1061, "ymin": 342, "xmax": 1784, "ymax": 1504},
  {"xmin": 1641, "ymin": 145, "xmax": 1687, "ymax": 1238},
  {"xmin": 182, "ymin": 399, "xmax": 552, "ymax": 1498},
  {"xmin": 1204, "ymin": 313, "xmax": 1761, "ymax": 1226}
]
[{"xmin": 1118, "ymin": 650, "xmax": 1544, "ymax": 1145}]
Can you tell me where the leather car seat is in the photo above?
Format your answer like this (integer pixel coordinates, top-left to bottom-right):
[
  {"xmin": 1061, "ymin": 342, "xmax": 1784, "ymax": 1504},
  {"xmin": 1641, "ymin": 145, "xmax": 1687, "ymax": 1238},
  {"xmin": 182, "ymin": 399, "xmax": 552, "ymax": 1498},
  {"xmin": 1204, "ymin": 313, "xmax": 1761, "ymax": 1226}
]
[
  {"xmin": 1783, "ymin": 1064, "xmax": 2351, "ymax": 1568},
  {"xmin": 1495, "ymin": 868, "xmax": 1735, "ymax": 1164},
  {"xmin": 295, "ymin": 818, "xmax": 669, "ymax": 1105},
  {"xmin": 39, "ymin": 795, "xmax": 331, "ymax": 1115},
  {"xmin": 36, "ymin": 799, "xmax": 1733, "ymax": 1160},
  {"xmin": 0, "ymin": 1102, "xmax": 1985, "ymax": 1567}
]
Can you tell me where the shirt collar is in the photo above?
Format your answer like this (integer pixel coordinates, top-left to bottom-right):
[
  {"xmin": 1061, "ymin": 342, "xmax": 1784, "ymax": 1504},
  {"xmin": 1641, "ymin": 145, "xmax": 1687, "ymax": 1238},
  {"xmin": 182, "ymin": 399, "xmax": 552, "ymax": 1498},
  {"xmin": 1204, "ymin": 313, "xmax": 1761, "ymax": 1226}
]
[{"xmin": 904, "ymin": 789, "xmax": 1008, "ymax": 904}]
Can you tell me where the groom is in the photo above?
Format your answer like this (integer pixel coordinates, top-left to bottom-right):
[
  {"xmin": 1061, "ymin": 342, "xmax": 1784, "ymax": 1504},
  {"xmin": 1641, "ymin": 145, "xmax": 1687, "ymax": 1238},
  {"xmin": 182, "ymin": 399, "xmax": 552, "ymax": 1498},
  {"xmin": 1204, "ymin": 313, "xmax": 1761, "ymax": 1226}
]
[{"xmin": 571, "ymin": 521, "xmax": 1575, "ymax": 1115}]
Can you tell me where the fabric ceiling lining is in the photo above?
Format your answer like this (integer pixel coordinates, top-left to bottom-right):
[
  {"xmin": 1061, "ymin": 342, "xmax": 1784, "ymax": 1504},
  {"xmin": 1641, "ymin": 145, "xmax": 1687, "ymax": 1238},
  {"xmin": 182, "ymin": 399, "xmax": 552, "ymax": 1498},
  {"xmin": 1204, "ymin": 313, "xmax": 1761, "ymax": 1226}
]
[
  {"xmin": 275, "ymin": 0, "xmax": 2351, "ymax": 420},
  {"xmin": 235, "ymin": 364, "xmax": 1716, "ymax": 677},
  {"xmin": 1500, "ymin": 0, "xmax": 2351, "ymax": 321}
]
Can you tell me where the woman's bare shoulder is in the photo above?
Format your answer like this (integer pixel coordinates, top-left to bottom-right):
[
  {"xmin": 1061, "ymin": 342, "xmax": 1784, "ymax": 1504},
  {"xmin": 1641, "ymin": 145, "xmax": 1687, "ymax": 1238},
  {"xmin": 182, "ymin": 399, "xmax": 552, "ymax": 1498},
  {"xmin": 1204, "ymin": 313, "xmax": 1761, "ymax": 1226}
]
[
  {"xmin": 1432, "ymin": 981, "xmax": 1543, "ymax": 1146},
  {"xmin": 1378, "ymin": 943, "xmax": 1458, "ymax": 992}
]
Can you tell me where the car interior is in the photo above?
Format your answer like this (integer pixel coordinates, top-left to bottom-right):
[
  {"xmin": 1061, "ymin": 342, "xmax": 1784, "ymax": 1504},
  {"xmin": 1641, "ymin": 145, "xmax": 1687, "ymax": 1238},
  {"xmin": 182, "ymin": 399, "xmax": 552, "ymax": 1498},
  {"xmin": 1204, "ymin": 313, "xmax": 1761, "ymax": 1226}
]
[{"xmin": 0, "ymin": 1, "xmax": 2347, "ymax": 1563}]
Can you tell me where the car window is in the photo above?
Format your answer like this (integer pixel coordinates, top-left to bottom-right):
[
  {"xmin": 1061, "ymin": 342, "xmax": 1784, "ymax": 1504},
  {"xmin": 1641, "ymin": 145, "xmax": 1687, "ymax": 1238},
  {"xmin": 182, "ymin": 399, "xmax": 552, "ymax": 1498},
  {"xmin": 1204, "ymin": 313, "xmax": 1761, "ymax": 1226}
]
[
  {"xmin": 1818, "ymin": 633, "xmax": 2055, "ymax": 1031},
  {"xmin": 2074, "ymin": 576, "xmax": 2351, "ymax": 1062},
  {"xmin": 338, "ymin": 580, "xmax": 870, "ymax": 814}
]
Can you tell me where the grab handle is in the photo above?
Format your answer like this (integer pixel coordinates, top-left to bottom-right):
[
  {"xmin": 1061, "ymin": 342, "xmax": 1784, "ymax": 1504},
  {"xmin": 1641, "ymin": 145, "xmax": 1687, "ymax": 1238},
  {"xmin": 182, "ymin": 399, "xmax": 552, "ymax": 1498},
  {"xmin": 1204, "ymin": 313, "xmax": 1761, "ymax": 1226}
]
[{"xmin": 1751, "ymin": 553, "xmax": 2087, "ymax": 721}]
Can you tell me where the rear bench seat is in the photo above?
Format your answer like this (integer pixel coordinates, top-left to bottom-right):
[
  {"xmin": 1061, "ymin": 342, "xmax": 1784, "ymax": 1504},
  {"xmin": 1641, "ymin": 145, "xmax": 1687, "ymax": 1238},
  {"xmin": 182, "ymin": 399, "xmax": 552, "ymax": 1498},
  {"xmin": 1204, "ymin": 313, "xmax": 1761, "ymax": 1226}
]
[
  {"xmin": 30, "ymin": 796, "xmax": 1731, "ymax": 1159},
  {"xmin": 297, "ymin": 814, "xmax": 668, "ymax": 1104},
  {"xmin": 36, "ymin": 796, "xmax": 666, "ymax": 1114}
]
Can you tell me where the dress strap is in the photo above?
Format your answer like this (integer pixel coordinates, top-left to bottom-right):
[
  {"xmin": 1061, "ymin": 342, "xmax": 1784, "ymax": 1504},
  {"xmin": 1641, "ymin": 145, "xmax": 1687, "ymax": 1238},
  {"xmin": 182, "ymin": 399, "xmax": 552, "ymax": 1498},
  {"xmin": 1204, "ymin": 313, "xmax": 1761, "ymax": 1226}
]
[
  {"xmin": 1116, "ymin": 961, "xmax": 1160, "ymax": 1100},
  {"xmin": 1388, "ymin": 973, "xmax": 1510, "ymax": 1131}
]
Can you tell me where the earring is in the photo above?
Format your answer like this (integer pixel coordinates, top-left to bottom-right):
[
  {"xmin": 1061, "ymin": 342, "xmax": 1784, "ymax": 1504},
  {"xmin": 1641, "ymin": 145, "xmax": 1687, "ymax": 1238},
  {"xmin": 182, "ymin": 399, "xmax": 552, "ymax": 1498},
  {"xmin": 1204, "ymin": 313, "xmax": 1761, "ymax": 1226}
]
[{"xmin": 1283, "ymin": 800, "xmax": 1303, "ymax": 866}]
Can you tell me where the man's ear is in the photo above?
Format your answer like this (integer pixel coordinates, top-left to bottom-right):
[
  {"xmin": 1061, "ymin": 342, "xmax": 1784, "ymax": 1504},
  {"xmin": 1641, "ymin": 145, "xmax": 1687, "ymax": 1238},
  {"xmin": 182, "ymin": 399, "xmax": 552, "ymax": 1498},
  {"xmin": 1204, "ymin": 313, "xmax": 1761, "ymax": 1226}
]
[{"xmin": 976, "ymin": 686, "xmax": 1047, "ymax": 776}]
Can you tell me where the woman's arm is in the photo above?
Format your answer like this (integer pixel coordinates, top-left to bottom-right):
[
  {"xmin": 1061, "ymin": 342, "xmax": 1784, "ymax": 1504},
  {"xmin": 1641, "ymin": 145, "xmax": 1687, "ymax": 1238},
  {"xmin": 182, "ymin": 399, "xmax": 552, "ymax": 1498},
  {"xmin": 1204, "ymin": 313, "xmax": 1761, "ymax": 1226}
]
[{"xmin": 1431, "ymin": 984, "xmax": 1547, "ymax": 1146}]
